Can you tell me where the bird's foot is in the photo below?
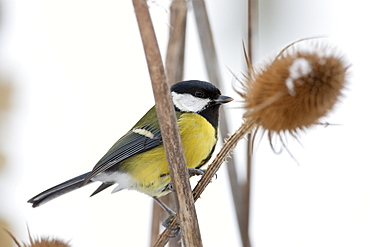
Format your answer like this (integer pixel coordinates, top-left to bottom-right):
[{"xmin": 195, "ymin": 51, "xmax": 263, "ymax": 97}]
[
  {"xmin": 188, "ymin": 168, "xmax": 218, "ymax": 180},
  {"xmin": 162, "ymin": 213, "xmax": 181, "ymax": 238},
  {"xmin": 188, "ymin": 168, "xmax": 206, "ymax": 176}
]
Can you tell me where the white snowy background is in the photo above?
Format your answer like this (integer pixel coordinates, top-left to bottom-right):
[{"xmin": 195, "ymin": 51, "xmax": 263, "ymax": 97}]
[{"xmin": 0, "ymin": 0, "xmax": 369, "ymax": 246}]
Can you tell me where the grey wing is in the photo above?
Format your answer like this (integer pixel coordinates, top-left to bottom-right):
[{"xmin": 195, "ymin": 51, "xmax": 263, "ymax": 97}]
[{"xmin": 83, "ymin": 127, "xmax": 162, "ymax": 183}]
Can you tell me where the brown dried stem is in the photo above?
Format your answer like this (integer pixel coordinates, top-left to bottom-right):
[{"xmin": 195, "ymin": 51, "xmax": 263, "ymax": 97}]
[
  {"xmin": 191, "ymin": 0, "xmax": 245, "ymax": 229},
  {"xmin": 165, "ymin": 0, "xmax": 188, "ymax": 85},
  {"xmin": 191, "ymin": 0, "xmax": 221, "ymax": 83},
  {"xmin": 192, "ymin": 0, "xmax": 250, "ymax": 245},
  {"xmin": 150, "ymin": 0, "xmax": 188, "ymax": 246},
  {"xmin": 132, "ymin": 0, "xmax": 202, "ymax": 246},
  {"xmin": 242, "ymin": 1, "xmax": 258, "ymax": 247},
  {"xmin": 154, "ymin": 120, "xmax": 256, "ymax": 245},
  {"xmin": 192, "ymin": 121, "xmax": 255, "ymax": 200}
]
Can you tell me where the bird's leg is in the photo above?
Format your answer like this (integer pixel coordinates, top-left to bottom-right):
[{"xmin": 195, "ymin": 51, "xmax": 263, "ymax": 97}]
[
  {"xmin": 152, "ymin": 196, "xmax": 181, "ymax": 237},
  {"xmin": 153, "ymin": 168, "xmax": 215, "ymax": 237},
  {"xmin": 153, "ymin": 196, "xmax": 176, "ymax": 215}
]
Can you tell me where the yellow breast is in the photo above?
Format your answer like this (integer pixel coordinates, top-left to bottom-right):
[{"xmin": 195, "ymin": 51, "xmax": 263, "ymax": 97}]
[
  {"xmin": 121, "ymin": 112, "xmax": 217, "ymax": 197},
  {"xmin": 178, "ymin": 112, "xmax": 217, "ymax": 169}
]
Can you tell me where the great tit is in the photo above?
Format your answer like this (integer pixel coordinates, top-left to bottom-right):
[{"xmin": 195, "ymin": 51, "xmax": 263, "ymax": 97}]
[{"xmin": 28, "ymin": 80, "xmax": 233, "ymax": 214}]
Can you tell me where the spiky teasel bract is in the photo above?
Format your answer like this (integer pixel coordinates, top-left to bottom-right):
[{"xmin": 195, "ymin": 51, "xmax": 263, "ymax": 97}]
[
  {"xmin": 240, "ymin": 40, "xmax": 349, "ymax": 139},
  {"xmin": 5, "ymin": 228, "xmax": 71, "ymax": 247},
  {"xmin": 24, "ymin": 237, "xmax": 70, "ymax": 247}
]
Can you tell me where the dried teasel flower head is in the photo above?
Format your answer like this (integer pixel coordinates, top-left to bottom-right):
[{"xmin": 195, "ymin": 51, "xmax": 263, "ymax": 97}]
[
  {"xmin": 240, "ymin": 40, "xmax": 349, "ymax": 137},
  {"xmin": 5, "ymin": 228, "xmax": 71, "ymax": 247},
  {"xmin": 24, "ymin": 237, "xmax": 71, "ymax": 247}
]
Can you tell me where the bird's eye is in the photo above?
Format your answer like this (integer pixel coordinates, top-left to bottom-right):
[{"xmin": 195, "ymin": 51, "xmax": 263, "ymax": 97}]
[{"xmin": 195, "ymin": 90, "xmax": 205, "ymax": 98}]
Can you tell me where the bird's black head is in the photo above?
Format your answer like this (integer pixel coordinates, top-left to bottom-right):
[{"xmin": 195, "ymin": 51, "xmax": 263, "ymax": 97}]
[{"xmin": 170, "ymin": 80, "xmax": 233, "ymax": 127}]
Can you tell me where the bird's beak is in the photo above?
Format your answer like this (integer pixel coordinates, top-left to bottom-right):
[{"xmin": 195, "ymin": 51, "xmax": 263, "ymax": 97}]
[{"xmin": 212, "ymin": 95, "xmax": 234, "ymax": 104}]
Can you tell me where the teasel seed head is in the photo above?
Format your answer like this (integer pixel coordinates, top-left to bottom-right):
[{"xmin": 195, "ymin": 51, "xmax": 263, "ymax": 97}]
[
  {"xmin": 5, "ymin": 228, "xmax": 71, "ymax": 247},
  {"xmin": 240, "ymin": 40, "xmax": 349, "ymax": 136}
]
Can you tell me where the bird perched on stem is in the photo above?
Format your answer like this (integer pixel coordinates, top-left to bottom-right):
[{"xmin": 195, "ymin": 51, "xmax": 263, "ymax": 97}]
[{"xmin": 28, "ymin": 80, "xmax": 233, "ymax": 229}]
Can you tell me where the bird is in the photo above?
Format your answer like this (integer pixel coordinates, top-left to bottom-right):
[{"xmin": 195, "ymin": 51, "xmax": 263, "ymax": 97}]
[{"xmin": 28, "ymin": 80, "xmax": 233, "ymax": 221}]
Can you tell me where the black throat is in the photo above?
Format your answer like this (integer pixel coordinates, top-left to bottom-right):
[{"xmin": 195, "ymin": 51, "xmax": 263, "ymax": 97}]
[
  {"xmin": 197, "ymin": 104, "xmax": 221, "ymax": 129},
  {"xmin": 174, "ymin": 104, "xmax": 221, "ymax": 129}
]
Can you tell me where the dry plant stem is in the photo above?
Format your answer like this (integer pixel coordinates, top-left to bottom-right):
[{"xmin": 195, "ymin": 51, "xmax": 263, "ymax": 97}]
[
  {"xmin": 220, "ymin": 115, "xmax": 242, "ymax": 214},
  {"xmin": 192, "ymin": 0, "xmax": 247, "ymax": 244},
  {"xmin": 247, "ymin": 0, "xmax": 258, "ymax": 61},
  {"xmin": 150, "ymin": 1, "xmax": 188, "ymax": 246},
  {"xmin": 242, "ymin": 1, "xmax": 258, "ymax": 247},
  {"xmin": 191, "ymin": 0, "xmax": 243, "ymax": 217},
  {"xmin": 132, "ymin": 0, "xmax": 202, "ymax": 246},
  {"xmin": 165, "ymin": 0, "xmax": 188, "ymax": 85},
  {"xmin": 243, "ymin": 131, "xmax": 253, "ymax": 247},
  {"xmin": 191, "ymin": 0, "xmax": 243, "ymax": 205},
  {"xmin": 150, "ymin": 204, "xmax": 161, "ymax": 246},
  {"xmin": 192, "ymin": 121, "xmax": 254, "ymax": 200},
  {"xmin": 191, "ymin": 0, "xmax": 221, "ymax": 83},
  {"xmin": 164, "ymin": 1, "xmax": 188, "ymax": 246},
  {"xmin": 154, "ymin": 121, "xmax": 255, "ymax": 246}
]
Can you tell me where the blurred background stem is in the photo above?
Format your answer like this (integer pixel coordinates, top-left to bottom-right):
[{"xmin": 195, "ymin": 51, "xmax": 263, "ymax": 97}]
[{"xmin": 150, "ymin": 0, "xmax": 188, "ymax": 246}]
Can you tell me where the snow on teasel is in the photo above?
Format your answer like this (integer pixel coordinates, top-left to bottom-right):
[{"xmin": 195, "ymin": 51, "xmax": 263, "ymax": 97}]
[{"xmin": 286, "ymin": 57, "xmax": 312, "ymax": 96}]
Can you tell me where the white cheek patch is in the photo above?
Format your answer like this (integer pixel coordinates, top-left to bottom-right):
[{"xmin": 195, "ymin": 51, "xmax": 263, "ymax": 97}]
[{"xmin": 171, "ymin": 92, "xmax": 210, "ymax": 112}]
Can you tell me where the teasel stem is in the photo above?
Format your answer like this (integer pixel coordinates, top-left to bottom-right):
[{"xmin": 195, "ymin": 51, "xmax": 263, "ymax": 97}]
[
  {"xmin": 154, "ymin": 120, "xmax": 256, "ymax": 246},
  {"xmin": 193, "ymin": 121, "xmax": 255, "ymax": 200},
  {"xmin": 242, "ymin": 1, "xmax": 258, "ymax": 246}
]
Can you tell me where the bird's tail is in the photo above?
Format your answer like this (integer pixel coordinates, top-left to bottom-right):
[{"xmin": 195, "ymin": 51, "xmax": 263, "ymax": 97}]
[{"xmin": 28, "ymin": 172, "xmax": 93, "ymax": 208}]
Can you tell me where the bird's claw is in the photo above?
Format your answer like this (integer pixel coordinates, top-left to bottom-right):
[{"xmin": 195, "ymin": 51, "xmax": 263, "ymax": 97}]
[
  {"xmin": 188, "ymin": 168, "xmax": 218, "ymax": 179},
  {"xmin": 188, "ymin": 168, "xmax": 206, "ymax": 177},
  {"xmin": 162, "ymin": 214, "xmax": 181, "ymax": 238}
]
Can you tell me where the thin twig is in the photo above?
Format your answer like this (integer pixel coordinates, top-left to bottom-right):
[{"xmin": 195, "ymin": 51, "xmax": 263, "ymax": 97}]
[
  {"xmin": 154, "ymin": 121, "xmax": 256, "ymax": 245},
  {"xmin": 132, "ymin": 1, "xmax": 202, "ymax": 246},
  {"xmin": 192, "ymin": 122, "xmax": 255, "ymax": 201}
]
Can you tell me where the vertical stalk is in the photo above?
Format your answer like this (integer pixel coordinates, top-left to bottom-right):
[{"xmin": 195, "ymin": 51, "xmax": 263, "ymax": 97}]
[
  {"xmin": 132, "ymin": 0, "xmax": 202, "ymax": 246},
  {"xmin": 165, "ymin": 0, "xmax": 188, "ymax": 85},
  {"xmin": 242, "ymin": 1, "xmax": 258, "ymax": 246},
  {"xmin": 150, "ymin": 1, "xmax": 188, "ymax": 246},
  {"xmin": 191, "ymin": 0, "xmax": 246, "ymax": 244}
]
